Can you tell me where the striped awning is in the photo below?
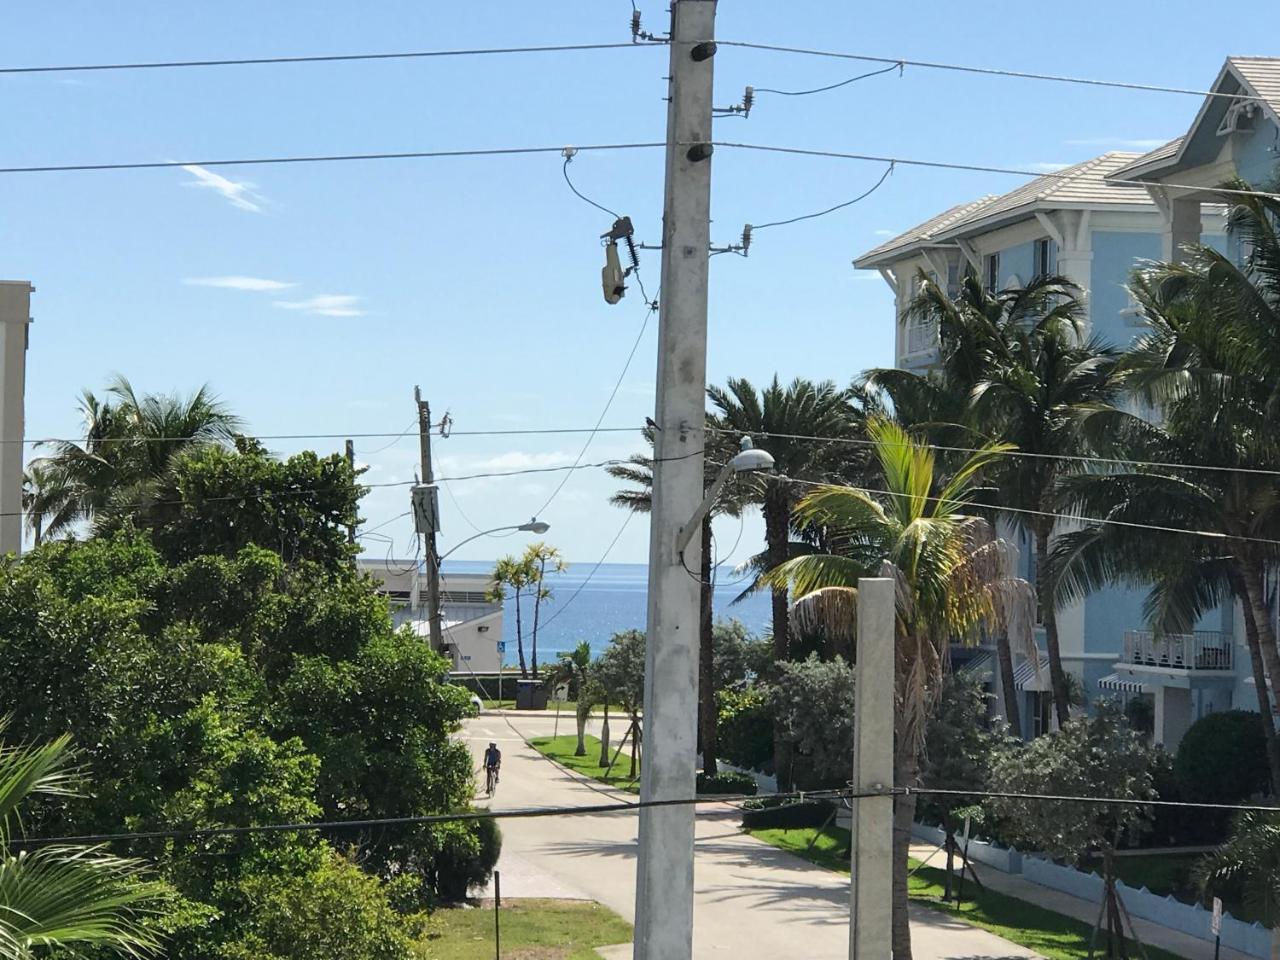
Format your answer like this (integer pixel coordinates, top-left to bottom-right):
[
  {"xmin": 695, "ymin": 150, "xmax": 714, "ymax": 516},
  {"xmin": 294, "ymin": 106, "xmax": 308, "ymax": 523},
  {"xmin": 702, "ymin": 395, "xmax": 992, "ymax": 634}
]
[
  {"xmin": 958, "ymin": 652, "xmax": 994, "ymax": 682},
  {"xmin": 1013, "ymin": 659, "xmax": 1050, "ymax": 692},
  {"xmin": 1097, "ymin": 672, "xmax": 1147, "ymax": 694}
]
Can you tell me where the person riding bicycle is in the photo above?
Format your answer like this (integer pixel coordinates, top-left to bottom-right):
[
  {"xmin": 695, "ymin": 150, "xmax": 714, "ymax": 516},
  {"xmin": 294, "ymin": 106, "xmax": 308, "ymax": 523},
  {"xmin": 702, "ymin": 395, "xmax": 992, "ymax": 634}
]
[{"xmin": 483, "ymin": 742, "xmax": 502, "ymax": 790}]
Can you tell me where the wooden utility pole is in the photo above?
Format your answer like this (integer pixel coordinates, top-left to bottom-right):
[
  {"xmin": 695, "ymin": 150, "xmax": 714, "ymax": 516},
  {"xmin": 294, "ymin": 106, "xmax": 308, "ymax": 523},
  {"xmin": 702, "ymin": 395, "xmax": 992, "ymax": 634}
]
[
  {"xmin": 344, "ymin": 439, "xmax": 356, "ymax": 547},
  {"xmin": 632, "ymin": 3, "xmax": 717, "ymax": 957},
  {"xmin": 415, "ymin": 386, "xmax": 444, "ymax": 652}
]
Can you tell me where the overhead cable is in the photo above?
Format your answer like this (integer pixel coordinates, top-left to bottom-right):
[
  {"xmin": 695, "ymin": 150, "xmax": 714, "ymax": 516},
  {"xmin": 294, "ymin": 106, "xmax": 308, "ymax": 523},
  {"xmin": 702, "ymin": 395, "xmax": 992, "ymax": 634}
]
[
  {"xmin": 748, "ymin": 161, "xmax": 894, "ymax": 232},
  {"xmin": 753, "ymin": 60, "xmax": 902, "ymax": 98}
]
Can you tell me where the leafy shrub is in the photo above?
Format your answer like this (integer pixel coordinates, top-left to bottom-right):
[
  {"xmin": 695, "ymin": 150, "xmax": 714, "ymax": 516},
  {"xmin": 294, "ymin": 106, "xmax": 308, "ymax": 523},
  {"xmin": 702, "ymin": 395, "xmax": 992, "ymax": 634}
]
[
  {"xmin": 418, "ymin": 818, "xmax": 502, "ymax": 904},
  {"xmin": 717, "ymin": 686, "xmax": 773, "ymax": 772},
  {"xmin": 220, "ymin": 852, "xmax": 428, "ymax": 960},
  {"xmin": 1174, "ymin": 710, "xmax": 1272, "ymax": 805},
  {"xmin": 1146, "ymin": 752, "xmax": 1231, "ymax": 847},
  {"xmin": 1124, "ymin": 696, "xmax": 1155, "ymax": 736},
  {"xmin": 696, "ymin": 770, "xmax": 758, "ymax": 796},
  {"xmin": 767, "ymin": 654, "xmax": 856, "ymax": 789},
  {"xmin": 741, "ymin": 799, "xmax": 834, "ymax": 831}
]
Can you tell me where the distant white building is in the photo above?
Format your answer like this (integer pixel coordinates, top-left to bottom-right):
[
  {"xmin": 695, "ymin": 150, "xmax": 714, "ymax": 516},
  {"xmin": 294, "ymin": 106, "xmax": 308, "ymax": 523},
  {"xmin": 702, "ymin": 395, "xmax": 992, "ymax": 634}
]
[{"xmin": 358, "ymin": 558, "xmax": 504, "ymax": 674}]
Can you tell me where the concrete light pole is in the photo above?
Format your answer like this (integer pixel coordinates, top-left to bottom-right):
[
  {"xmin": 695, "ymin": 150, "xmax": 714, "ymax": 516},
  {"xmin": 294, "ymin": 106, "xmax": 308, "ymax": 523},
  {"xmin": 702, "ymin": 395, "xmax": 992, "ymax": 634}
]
[
  {"xmin": 633, "ymin": 2, "xmax": 717, "ymax": 958},
  {"xmin": 0, "ymin": 282, "xmax": 32, "ymax": 557}
]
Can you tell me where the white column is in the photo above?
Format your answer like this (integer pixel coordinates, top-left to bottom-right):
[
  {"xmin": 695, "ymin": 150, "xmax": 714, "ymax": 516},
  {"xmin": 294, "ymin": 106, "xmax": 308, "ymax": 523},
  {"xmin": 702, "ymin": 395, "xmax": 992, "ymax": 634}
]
[
  {"xmin": 1162, "ymin": 197, "xmax": 1203, "ymax": 264},
  {"xmin": 0, "ymin": 282, "xmax": 33, "ymax": 556},
  {"xmin": 850, "ymin": 578, "xmax": 894, "ymax": 960}
]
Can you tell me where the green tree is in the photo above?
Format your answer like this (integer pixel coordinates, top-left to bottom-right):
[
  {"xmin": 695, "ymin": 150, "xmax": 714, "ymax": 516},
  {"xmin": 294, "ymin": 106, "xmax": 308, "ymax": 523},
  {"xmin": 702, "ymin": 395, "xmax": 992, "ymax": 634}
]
[
  {"xmin": 0, "ymin": 723, "xmax": 161, "ymax": 958},
  {"xmin": 522, "ymin": 542, "xmax": 566, "ymax": 679},
  {"xmin": 708, "ymin": 376, "xmax": 864, "ymax": 787},
  {"xmin": 595, "ymin": 630, "xmax": 646, "ymax": 778},
  {"xmin": 607, "ymin": 421, "xmax": 746, "ymax": 775},
  {"xmin": 548, "ymin": 641, "xmax": 595, "ymax": 757},
  {"xmin": 765, "ymin": 417, "xmax": 1035, "ymax": 960},
  {"xmin": 885, "ymin": 272, "xmax": 1115, "ymax": 729},
  {"xmin": 1197, "ymin": 811, "xmax": 1280, "ymax": 959},
  {"xmin": 489, "ymin": 555, "xmax": 534, "ymax": 678},
  {"xmin": 26, "ymin": 375, "xmax": 241, "ymax": 539},
  {"xmin": 765, "ymin": 655, "xmax": 855, "ymax": 789}
]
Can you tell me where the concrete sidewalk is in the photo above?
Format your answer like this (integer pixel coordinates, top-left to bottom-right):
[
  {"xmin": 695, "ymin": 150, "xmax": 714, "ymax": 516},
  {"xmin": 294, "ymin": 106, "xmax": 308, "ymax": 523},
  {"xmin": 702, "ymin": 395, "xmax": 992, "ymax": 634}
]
[
  {"xmin": 908, "ymin": 842, "xmax": 1250, "ymax": 960},
  {"xmin": 463, "ymin": 712, "xmax": 1040, "ymax": 960}
]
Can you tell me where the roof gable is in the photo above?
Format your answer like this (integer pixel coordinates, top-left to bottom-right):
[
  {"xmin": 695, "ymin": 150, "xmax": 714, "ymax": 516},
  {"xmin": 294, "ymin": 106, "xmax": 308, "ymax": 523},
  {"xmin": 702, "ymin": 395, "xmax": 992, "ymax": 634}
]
[{"xmin": 853, "ymin": 196, "xmax": 997, "ymax": 267}]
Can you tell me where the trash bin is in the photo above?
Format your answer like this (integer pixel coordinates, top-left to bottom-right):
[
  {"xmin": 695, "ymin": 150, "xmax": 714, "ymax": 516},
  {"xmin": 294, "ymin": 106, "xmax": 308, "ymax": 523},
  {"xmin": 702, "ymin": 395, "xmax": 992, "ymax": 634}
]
[{"xmin": 515, "ymin": 679, "xmax": 549, "ymax": 710}]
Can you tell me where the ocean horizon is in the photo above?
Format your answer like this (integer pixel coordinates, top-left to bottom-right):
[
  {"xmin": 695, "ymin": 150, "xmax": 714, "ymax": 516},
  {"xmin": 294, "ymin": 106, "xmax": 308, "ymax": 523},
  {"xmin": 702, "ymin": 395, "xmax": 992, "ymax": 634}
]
[{"xmin": 441, "ymin": 560, "xmax": 771, "ymax": 667}]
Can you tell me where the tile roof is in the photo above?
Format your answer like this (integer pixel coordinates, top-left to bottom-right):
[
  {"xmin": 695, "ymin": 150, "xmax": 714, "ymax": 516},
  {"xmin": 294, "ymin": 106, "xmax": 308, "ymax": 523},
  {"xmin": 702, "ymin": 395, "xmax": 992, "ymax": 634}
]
[
  {"xmin": 1230, "ymin": 56, "xmax": 1280, "ymax": 116},
  {"xmin": 853, "ymin": 196, "xmax": 997, "ymax": 266},
  {"xmin": 1108, "ymin": 138, "xmax": 1184, "ymax": 181}
]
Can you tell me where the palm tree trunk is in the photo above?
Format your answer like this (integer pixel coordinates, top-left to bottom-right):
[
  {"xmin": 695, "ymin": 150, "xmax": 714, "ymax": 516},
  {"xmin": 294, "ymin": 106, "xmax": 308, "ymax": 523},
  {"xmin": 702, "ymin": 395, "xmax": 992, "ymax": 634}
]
[
  {"xmin": 764, "ymin": 493, "xmax": 794, "ymax": 789},
  {"xmin": 530, "ymin": 558, "xmax": 547, "ymax": 680},
  {"xmin": 514, "ymin": 586, "xmax": 528, "ymax": 679},
  {"xmin": 995, "ymin": 632, "xmax": 1023, "ymax": 737},
  {"xmin": 1235, "ymin": 561, "xmax": 1280, "ymax": 792},
  {"xmin": 599, "ymin": 706, "xmax": 611, "ymax": 767},
  {"xmin": 1036, "ymin": 526, "xmax": 1072, "ymax": 728},
  {"xmin": 575, "ymin": 701, "xmax": 589, "ymax": 757},
  {"xmin": 699, "ymin": 515, "xmax": 718, "ymax": 776},
  {"xmin": 891, "ymin": 746, "xmax": 920, "ymax": 960}
]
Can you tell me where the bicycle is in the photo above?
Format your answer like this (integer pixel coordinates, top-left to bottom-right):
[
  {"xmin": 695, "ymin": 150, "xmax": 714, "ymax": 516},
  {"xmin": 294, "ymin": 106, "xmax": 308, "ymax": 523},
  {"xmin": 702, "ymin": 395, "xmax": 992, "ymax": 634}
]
[{"xmin": 484, "ymin": 763, "xmax": 500, "ymax": 796}]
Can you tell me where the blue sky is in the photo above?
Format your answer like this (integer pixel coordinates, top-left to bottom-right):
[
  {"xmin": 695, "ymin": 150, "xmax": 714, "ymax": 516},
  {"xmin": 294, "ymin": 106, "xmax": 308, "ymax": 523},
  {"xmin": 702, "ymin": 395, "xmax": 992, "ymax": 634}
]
[{"xmin": 2, "ymin": 1, "xmax": 1270, "ymax": 565}]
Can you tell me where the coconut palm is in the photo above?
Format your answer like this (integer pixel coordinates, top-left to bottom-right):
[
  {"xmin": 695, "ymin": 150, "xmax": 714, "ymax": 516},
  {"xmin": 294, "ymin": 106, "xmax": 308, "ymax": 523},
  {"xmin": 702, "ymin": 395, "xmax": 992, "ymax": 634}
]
[
  {"xmin": 26, "ymin": 375, "xmax": 241, "ymax": 538},
  {"xmin": 488, "ymin": 556, "xmax": 534, "ymax": 679},
  {"xmin": 885, "ymin": 273, "xmax": 1114, "ymax": 730},
  {"xmin": 708, "ymin": 376, "xmax": 865, "ymax": 787},
  {"xmin": 1, "ymin": 721, "xmax": 160, "ymax": 957},
  {"xmin": 522, "ymin": 542, "xmax": 566, "ymax": 680},
  {"xmin": 1197, "ymin": 811, "xmax": 1280, "ymax": 959},
  {"xmin": 765, "ymin": 417, "xmax": 1036, "ymax": 960},
  {"xmin": 606, "ymin": 421, "xmax": 743, "ymax": 775}
]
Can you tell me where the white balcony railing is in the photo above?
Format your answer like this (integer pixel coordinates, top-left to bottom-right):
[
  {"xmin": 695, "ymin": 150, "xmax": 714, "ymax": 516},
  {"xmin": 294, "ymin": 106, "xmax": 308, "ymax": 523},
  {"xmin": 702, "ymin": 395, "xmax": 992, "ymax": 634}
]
[
  {"xmin": 1122, "ymin": 630, "xmax": 1233, "ymax": 671},
  {"xmin": 905, "ymin": 321, "xmax": 938, "ymax": 355}
]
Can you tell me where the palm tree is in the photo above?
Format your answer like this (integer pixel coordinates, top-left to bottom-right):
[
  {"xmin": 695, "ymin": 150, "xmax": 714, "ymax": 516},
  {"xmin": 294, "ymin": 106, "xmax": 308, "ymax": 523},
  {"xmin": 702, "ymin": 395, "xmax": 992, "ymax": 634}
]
[
  {"xmin": 523, "ymin": 542, "xmax": 566, "ymax": 680},
  {"xmin": 548, "ymin": 642, "xmax": 595, "ymax": 756},
  {"xmin": 488, "ymin": 556, "xmax": 534, "ymax": 679},
  {"xmin": 873, "ymin": 273, "xmax": 1113, "ymax": 730},
  {"xmin": 1197, "ymin": 811, "xmax": 1280, "ymax": 959},
  {"xmin": 1, "ymin": 721, "xmax": 160, "ymax": 957},
  {"xmin": 765, "ymin": 418, "xmax": 1035, "ymax": 960},
  {"xmin": 606, "ymin": 421, "xmax": 743, "ymax": 775},
  {"xmin": 26, "ymin": 375, "xmax": 241, "ymax": 538},
  {"xmin": 708, "ymin": 376, "xmax": 864, "ymax": 787}
]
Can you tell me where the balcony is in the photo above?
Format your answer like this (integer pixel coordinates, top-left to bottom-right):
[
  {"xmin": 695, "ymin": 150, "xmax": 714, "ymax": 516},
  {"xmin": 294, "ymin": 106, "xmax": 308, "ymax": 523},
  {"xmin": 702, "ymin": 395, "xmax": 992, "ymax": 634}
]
[{"xmin": 1121, "ymin": 631, "xmax": 1233, "ymax": 672}]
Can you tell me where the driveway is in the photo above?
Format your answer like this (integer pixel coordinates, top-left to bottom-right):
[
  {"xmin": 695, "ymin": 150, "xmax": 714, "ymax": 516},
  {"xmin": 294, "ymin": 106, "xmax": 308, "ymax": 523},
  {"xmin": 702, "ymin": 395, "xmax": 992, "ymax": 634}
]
[{"xmin": 462, "ymin": 712, "xmax": 1039, "ymax": 959}]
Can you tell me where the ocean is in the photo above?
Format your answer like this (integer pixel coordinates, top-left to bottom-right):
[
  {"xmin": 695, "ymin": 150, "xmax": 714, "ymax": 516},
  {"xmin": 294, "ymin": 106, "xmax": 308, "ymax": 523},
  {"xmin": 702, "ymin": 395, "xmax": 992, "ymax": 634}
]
[{"xmin": 441, "ymin": 560, "xmax": 772, "ymax": 664}]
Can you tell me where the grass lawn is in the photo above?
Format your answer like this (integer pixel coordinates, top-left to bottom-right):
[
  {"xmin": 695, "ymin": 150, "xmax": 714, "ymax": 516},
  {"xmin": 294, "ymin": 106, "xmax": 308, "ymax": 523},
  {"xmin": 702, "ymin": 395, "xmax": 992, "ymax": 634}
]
[
  {"xmin": 1085, "ymin": 852, "xmax": 1267, "ymax": 928},
  {"xmin": 482, "ymin": 700, "xmax": 625, "ymax": 717},
  {"xmin": 750, "ymin": 825, "xmax": 1193, "ymax": 960},
  {"xmin": 528, "ymin": 734, "xmax": 640, "ymax": 793},
  {"xmin": 418, "ymin": 898, "xmax": 631, "ymax": 960}
]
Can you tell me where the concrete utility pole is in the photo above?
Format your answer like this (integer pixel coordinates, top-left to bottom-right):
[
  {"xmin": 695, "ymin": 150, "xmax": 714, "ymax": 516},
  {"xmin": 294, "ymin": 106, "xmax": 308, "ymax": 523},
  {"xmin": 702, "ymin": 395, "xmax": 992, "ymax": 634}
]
[
  {"xmin": 633, "ymin": 3, "xmax": 717, "ymax": 958},
  {"xmin": 0, "ymin": 282, "xmax": 33, "ymax": 557},
  {"xmin": 415, "ymin": 386, "xmax": 445, "ymax": 652},
  {"xmin": 850, "ymin": 578, "xmax": 895, "ymax": 960}
]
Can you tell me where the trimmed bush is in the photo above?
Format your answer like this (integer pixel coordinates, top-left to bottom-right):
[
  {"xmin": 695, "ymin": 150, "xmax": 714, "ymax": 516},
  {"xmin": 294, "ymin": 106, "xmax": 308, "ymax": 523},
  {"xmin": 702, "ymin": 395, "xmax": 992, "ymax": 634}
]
[
  {"xmin": 696, "ymin": 770, "xmax": 758, "ymax": 796},
  {"xmin": 717, "ymin": 686, "xmax": 773, "ymax": 772},
  {"xmin": 1174, "ymin": 710, "xmax": 1271, "ymax": 805},
  {"xmin": 741, "ymin": 799, "xmax": 834, "ymax": 831}
]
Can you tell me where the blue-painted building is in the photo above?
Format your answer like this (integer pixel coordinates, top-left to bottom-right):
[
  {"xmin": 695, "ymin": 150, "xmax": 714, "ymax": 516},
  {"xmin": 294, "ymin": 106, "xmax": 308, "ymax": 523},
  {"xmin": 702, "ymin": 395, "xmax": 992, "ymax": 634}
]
[{"xmin": 854, "ymin": 144, "xmax": 1240, "ymax": 744}]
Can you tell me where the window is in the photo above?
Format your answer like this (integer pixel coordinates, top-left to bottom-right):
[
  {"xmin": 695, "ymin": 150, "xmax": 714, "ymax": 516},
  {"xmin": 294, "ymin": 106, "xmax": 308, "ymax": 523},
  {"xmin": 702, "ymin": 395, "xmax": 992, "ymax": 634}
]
[
  {"xmin": 984, "ymin": 252, "xmax": 1000, "ymax": 290},
  {"xmin": 1034, "ymin": 238, "xmax": 1052, "ymax": 278},
  {"xmin": 946, "ymin": 261, "xmax": 960, "ymax": 297}
]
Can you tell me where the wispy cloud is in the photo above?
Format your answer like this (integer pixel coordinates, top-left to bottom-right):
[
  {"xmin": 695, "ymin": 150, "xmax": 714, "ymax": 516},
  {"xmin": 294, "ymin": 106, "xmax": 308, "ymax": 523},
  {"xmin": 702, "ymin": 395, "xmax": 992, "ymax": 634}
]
[
  {"xmin": 180, "ymin": 164, "xmax": 265, "ymax": 212},
  {"xmin": 1065, "ymin": 137, "xmax": 1170, "ymax": 150},
  {"xmin": 1026, "ymin": 162, "xmax": 1072, "ymax": 173},
  {"xmin": 184, "ymin": 275, "xmax": 296, "ymax": 292},
  {"xmin": 872, "ymin": 228, "xmax": 897, "ymax": 236},
  {"xmin": 274, "ymin": 294, "xmax": 364, "ymax": 318}
]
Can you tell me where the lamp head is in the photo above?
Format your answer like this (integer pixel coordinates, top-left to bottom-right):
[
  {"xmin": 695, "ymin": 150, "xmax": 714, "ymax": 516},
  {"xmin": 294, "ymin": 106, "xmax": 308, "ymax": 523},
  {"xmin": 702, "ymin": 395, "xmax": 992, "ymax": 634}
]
[
  {"xmin": 729, "ymin": 436, "xmax": 775, "ymax": 474},
  {"xmin": 520, "ymin": 518, "xmax": 551, "ymax": 535}
]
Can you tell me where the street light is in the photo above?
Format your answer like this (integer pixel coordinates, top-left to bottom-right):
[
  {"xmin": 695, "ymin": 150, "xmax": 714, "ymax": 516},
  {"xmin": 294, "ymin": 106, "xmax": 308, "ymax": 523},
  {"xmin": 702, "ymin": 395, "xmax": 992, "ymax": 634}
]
[
  {"xmin": 437, "ymin": 517, "xmax": 550, "ymax": 563},
  {"xmin": 674, "ymin": 436, "xmax": 774, "ymax": 562}
]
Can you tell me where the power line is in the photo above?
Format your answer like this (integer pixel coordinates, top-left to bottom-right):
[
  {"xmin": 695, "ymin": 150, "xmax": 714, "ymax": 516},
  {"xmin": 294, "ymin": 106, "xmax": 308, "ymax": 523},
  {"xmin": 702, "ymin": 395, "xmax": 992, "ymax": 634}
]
[
  {"xmin": 749, "ymin": 161, "xmax": 894, "ymax": 232},
  {"xmin": 705, "ymin": 426, "xmax": 1280, "ymax": 480},
  {"xmin": 710, "ymin": 141, "xmax": 1280, "ymax": 202},
  {"xmin": 785, "ymin": 475, "xmax": 1280, "ymax": 548},
  {"xmin": 718, "ymin": 40, "xmax": 1277, "ymax": 105},
  {"xmin": 14, "ymin": 425, "xmax": 645, "ymax": 446},
  {"xmin": 753, "ymin": 61, "xmax": 902, "ymax": 98},
  {"xmin": 909, "ymin": 786, "xmax": 1279, "ymax": 814},
  {"xmin": 562, "ymin": 154, "xmax": 623, "ymax": 220},
  {"xmin": 0, "ymin": 42, "xmax": 648, "ymax": 76},
  {"xmin": 0, "ymin": 142, "xmax": 664, "ymax": 176}
]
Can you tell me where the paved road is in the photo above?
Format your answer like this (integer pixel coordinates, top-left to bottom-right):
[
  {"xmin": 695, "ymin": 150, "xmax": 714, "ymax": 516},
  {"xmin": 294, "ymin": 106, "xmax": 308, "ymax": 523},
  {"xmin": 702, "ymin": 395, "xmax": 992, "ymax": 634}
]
[{"xmin": 463, "ymin": 712, "xmax": 1039, "ymax": 960}]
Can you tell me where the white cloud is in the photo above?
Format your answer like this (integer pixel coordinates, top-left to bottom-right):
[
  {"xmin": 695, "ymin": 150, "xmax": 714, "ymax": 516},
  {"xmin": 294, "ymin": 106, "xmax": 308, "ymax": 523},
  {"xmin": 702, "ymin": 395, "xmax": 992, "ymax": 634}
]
[
  {"xmin": 872, "ymin": 229, "xmax": 897, "ymax": 236},
  {"xmin": 273, "ymin": 294, "xmax": 365, "ymax": 318},
  {"xmin": 184, "ymin": 275, "xmax": 296, "ymax": 292},
  {"xmin": 180, "ymin": 164, "xmax": 265, "ymax": 212},
  {"xmin": 1026, "ymin": 162, "xmax": 1072, "ymax": 173},
  {"xmin": 1065, "ymin": 137, "xmax": 1170, "ymax": 150}
]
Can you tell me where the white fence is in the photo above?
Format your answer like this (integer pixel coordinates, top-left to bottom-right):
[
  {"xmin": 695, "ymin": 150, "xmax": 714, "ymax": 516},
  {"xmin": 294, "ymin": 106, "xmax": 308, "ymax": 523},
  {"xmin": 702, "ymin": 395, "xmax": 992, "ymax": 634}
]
[{"xmin": 911, "ymin": 822, "xmax": 1273, "ymax": 959}]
